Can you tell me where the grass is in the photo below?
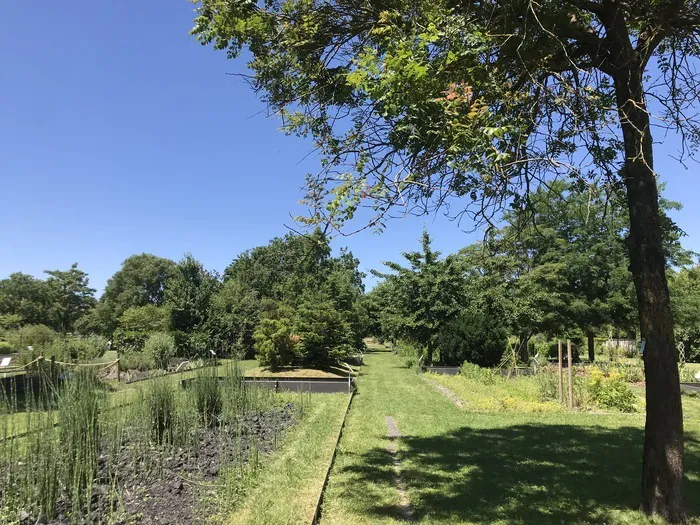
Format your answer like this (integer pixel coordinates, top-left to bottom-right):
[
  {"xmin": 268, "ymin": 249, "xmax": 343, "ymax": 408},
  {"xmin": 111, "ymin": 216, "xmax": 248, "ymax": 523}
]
[
  {"xmin": 223, "ymin": 392, "xmax": 350, "ymax": 524},
  {"xmin": 321, "ymin": 344, "xmax": 700, "ymax": 525}
]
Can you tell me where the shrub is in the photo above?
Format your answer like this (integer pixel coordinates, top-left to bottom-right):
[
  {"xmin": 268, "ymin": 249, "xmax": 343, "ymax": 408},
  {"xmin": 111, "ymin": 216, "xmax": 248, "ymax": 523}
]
[
  {"xmin": 293, "ymin": 299, "xmax": 355, "ymax": 365},
  {"xmin": 536, "ymin": 367, "xmax": 559, "ymax": 401},
  {"xmin": 42, "ymin": 335, "xmax": 108, "ymax": 362},
  {"xmin": 586, "ymin": 367, "xmax": 637, "ymax": 412},
  {"xmin": 459, "ymin": 362, "xmax": 499, "ymax": 385},
  {"xmin": 143, "ymin": 332, "xmax": 176, "ymax": 370},
  {"xmin": 3, "ymin": 324, "xmax": 57, "ymax": 352},
  {"xmin": 0, "ymin": 341, "xmax": 11, "ymax": 353},
  {"xmin": 119, "ymin": 352, "xmax": 154, "ymax": 371},
  {"xmin": 437, "ymin": 311, "xmax": 508, "ymax": 367},
  {"xmin": 254, "ymin": 317, "xmax": 296, "ymax": 369},
  {"xmin": 114, "ymin": 305, "xmax": 170, "ymax": 352}
]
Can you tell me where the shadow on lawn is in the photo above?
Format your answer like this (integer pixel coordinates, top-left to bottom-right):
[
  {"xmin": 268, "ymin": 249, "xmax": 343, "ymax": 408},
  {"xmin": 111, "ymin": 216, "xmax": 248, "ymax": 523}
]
[{"xmin": 343, "ymin": 423, "xmax": 700, "ymax": 523}]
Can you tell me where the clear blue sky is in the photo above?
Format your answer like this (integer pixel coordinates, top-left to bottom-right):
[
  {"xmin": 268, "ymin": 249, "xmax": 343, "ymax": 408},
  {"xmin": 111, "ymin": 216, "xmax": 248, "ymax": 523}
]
[{"xmin": 1, "ymin": 2, "xmax": 699, "ymax": 294}]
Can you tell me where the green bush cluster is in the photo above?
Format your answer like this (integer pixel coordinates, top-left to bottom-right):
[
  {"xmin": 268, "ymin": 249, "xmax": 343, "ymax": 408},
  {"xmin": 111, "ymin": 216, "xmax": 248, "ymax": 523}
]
[
  {"xmin": 143, "ymin": 332, "xmax": 176, "ymax": 370},
  {"xmin": 586, "ymin": 368, "xmax": 637, "ymax": 412}
]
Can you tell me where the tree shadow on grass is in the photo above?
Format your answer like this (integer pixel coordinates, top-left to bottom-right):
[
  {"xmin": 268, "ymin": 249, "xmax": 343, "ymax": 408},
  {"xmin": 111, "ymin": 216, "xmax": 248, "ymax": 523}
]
[{"xmin": 343, "ymin": 423, "xmax": 700, "ymax": 523}]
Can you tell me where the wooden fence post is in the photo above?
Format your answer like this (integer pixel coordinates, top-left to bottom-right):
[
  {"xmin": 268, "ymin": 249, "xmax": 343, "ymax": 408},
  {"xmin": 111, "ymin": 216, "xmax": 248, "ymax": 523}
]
[
  {"xmin": 558, "ymin": 340, "xmax": 563, "ymax": 404},
  {"xmin": 116, "ymin": 358, "xmax": 121, "ymax": 383},
  {"xmin": 567, "ymin": 340, "xmax": 574, "ymax": 409}
]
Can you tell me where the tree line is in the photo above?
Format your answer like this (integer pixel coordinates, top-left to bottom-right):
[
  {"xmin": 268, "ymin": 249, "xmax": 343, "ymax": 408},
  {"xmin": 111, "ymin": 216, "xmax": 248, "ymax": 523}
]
[
  {"xmin": 0, "ymin": 230, "xmax": 367, "ymax": 369},
  {"xmin": 367, "ymin": 182, "xmax": 698, "ymax": 368}
]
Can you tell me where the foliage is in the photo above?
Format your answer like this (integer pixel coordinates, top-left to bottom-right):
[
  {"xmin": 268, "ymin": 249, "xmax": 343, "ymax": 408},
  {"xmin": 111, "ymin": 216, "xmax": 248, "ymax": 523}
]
[
  {"xmin": 586, "ymin": 368, "xmax": 637, "ymax": 413},
  {"xmin": 0, "ymin": 323, "xmax": 57, "ymax": 352},
  {"xmin": 371, "ymin": 230, "xmax": 463, "ymax": 365},
  {"xmin": 165, "ymin": 254, "xmax": 220, "ymax": 357},
  {"xmin": 43, "ymin": 335, "xmax": 108, "ymax": 362},
  {"xmin": 438, "ymin": 311, "xmax": 508, "ymax": 367},
  {"xmin": 113, "ymin": 304, "xmax": 171, "ymax": 352},
  {"xmin": 101, "ymin": 254, "xmax": 177, "ymax": 331},
  {"xmin": 253, "ymin": 315, "xmax": 297, "ymax": 370},
  {"xmin": 45, "ymin": 263, "xmax": 97, "ymax": 333},
  {"xmin": 459, "ymin": 362, "xmax": 499, "ymax": 386},
  {"xmin": 669, "ymin": 266, "xmax": 700, "ymax": 362},
  {"xmin": 0, "ymin": 341, "xmax": 11, "ymax": 353},
  {"xmin": 147, "ymin": 378, "xmax": 176, "ymax": 444},
  {"xmin": 143, "ymin": 332, "xmax": 177, "ymax": 370},
  {"xmin": 293, "ymin": 297, "xmax": 355, "ymax": 364},
  {"xmin": 0, "ymin": 273, "xmax": 54, "ymax": 327},
  {"xmin": 208, "ymin": 279, "xmax": 260, "ymax": 358}
]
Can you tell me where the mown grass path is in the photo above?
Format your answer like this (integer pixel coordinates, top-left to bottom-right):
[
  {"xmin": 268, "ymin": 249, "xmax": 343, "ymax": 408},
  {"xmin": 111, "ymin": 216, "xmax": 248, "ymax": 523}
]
[{"xmin": 321, "ymin": 346, "xmax": 700, "ymax": 524}]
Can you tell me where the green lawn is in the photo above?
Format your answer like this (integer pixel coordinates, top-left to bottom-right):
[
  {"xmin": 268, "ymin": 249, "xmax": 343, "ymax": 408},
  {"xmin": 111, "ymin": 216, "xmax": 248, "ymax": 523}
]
[
  {"xmin": 224, "ymin": 392, "xmax": 350, "ymax": 525},
  {"xmin": 321, "ymin": 345, "xmax": 700, "ymax": 524}
]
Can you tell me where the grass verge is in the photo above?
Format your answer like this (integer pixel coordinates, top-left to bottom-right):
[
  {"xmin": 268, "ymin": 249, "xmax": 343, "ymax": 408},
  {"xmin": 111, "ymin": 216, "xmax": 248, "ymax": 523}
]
[{"xmin": 224, "ymin": 392, "xmax": 350, "ymax": 525}]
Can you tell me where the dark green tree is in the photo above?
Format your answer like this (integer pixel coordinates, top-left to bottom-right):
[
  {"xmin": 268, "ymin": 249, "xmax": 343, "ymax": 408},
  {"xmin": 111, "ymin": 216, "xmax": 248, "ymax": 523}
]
[
  {"xmin": 45, "ymin": 263, "xmax": 96, "ymax": 333},
  {"xmin": 208, "ymin": 280, "xmax": 260, "ymax": 358},
  {"xmin": 373, "ymin": 230, "xmax": 463, "ymax": 365},
  {"xmin": 165, "ymin": 255, "xmax": 220, "ymax": 356}
]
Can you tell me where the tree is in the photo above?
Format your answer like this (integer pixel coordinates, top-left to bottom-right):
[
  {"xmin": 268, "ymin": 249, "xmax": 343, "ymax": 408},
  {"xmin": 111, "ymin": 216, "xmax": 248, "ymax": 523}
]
[
  {"xmin": 101, "ymin": 254, "xmax": 177, "ymax": 334},
  {"xmin": 194, "ymin": 1, "xmax": 700, "ymax": 515},
  {"xmin": 113, "ymin": 305, "xmax": 171, "ymax": 352},
  {"xmin": 164, "ymin": 255, "xmax": 220, "ymax": 356},
  {"xmin": 373, "ymin": 230, "xmax": 463, "ymax": 365},
  {"xmin": 0, "ymin": 273, "xmax": 53, "ymax": 326},
  {"xmin": 208, "ymin": 280, "xmax": 260, "ymax": 358},
  {"xmin": 45, "ymin": 263, "xmax": 96, "ymax": 333}
]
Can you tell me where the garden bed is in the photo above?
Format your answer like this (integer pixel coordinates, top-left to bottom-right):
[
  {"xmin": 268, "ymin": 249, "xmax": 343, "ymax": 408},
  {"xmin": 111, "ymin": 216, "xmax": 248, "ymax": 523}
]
[{"xmin": 16, "ymin": 405, "xmax": 296, "ymax": 525}]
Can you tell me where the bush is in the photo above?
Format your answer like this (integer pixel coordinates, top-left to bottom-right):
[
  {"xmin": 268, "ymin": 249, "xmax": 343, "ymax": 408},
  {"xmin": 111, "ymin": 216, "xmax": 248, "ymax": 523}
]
[
  {"xmin": 43, "ymin": 335, "xmax": 108, "ymax": 362},
  {"xmin": 254, "ymin": 317, "xmax": 296, "ymax": 369},
  {"xmin": 143, "ymin": 332, "xmax": 176, "ymax": 370},
  {"xmin": 437, "ymin": 311, "xmax": 508, "ymax": 367},
  {"xmin": 586, "ymin": 367, "xmax": 637, "ymax": 412},
  {"xmin": 2, "ymin": 324, "xmax": 57, "ymax": 352},
  {"xmin": 120, "ymin": 352, "xmax": 154, "ymax": 372},
  {"xmin": 293, "ymin": 299, "xmax": 355, "ymax": 365},
  {"xmin": 0, "ymin": 341, "xmax": 11, "ymax": 353},
  {"xmin": 459, "ymin": 362, "xmax": 499, "ymax": 385}
]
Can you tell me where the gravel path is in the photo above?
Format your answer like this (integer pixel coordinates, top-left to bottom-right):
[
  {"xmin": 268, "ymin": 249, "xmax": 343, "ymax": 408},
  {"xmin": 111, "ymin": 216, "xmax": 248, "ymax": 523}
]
[{"xmin": 384, "ymin": 416, "xmax": 414, "ymax": 522}]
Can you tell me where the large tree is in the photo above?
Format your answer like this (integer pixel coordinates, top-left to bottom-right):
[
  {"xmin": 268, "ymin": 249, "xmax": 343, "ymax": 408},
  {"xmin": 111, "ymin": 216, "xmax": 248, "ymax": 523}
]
[
  {"xmin": 194, "ymin": 0, "xmax": 700, "ymax": 516},
  {"xmin": 45, "ymin": 263, "xmax": 96, "ymax": 333},
  {"xmin": 0, "ymin": 273, "xmax": 53, "ymax": 326},
  {"xmin": 100, "ymin": 254, "xmax": 177, "ymax": 333}
]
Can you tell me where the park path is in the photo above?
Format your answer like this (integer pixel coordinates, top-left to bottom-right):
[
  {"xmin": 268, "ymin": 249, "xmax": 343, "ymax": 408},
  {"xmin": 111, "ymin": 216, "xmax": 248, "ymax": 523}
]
[{"xmin": 319, "ymin": 346, "xmax": 467, "ymax": 525}]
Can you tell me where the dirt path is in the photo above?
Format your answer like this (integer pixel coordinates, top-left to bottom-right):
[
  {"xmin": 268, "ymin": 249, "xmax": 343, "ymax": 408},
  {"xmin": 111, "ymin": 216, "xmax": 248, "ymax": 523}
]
[
  {"xmin": 385, "ymin": 416, "xmax": 414, "ymax": 521},
  {"xmin": 422, "ymin": 376, "xmax": 465, "ymax": 408}
]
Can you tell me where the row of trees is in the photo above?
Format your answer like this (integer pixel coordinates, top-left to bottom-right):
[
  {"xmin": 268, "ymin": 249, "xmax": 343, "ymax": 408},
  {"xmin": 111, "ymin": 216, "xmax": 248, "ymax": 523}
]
[
  {"xmin": 0, "ymin": 231, "xmax": 367, "ymax": 367},
  {"xmin": 368, "ymin": 182, "xmax": 696, "ymax": 367}
]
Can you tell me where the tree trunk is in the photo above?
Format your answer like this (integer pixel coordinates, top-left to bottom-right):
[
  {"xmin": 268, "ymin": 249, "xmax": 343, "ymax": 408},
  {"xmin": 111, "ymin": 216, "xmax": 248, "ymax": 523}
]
[
  {"xmin": 426, "ymin": 340, "xmax": 434, "ymax": 367},
  {"xmin": 614, "ymin": 65, "xmax": 684, "ymax": 522},
  {"xmin": 587, "ymin": 333, "xmax": 595, "ymax": 363},
  {"xmin": 518, "ymin": 334, "xmax": 529, "ymax": 364}
]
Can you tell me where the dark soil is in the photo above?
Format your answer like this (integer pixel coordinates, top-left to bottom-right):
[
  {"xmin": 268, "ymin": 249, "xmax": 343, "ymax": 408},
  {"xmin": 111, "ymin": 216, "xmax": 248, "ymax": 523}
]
[{"xmin": 19, "ymin": 404, "xmax": 296, "ymax": 525}]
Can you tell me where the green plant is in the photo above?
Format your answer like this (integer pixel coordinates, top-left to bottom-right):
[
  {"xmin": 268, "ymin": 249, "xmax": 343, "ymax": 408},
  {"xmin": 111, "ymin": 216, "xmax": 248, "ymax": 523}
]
[
  {"xmin": 58, "ymin": 371, "xmax": 102, "ymax": 517},
  {"xmin": 586, "ymin": 368, "xmax": 637, "ymax": 412},
  {"xmin": 146, "ymin": 378, "xmax": 176, "ymax": 444},
  {"xmin": 193, "ymin": 367, "xmax": 222, "ymax": 426},
  {"xmin": 143, "ymin": 332, "xmax": 176, "ymax": 369},
  {"xmin": 254, "ymin": 317, "xmax": 296, "ymax": 369},
  {"xmin": 119, "ymin": 352, "xmax": 154, "ymax": 371},
  {"xmin": 0, "ymin": 341, "xmax": 11, "ymax": 353},
  {"xmin": 459, "ymin": 362, "xmax": 499, "ymax": 385}
]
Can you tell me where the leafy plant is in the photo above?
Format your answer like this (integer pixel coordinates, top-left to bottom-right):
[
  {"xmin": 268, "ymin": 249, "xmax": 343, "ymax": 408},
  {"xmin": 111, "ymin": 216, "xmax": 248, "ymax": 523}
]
[
  {"xmin": 193, "ymin": 367, "xmax": 222, "ymax": 427},
  {"xmin": 143, "ymin": 332, "xmax": 176, "ymax": 369},
  {"xmin": 586, "ymin": 368, "xmax": 637, "ymax": 413},
  {"xmin": 147, "ymin": 378, "xmax": 176, "ymax": 444}
]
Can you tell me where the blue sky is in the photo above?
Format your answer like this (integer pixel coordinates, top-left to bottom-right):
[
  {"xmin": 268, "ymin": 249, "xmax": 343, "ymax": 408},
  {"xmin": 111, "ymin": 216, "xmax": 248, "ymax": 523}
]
[{"xmin": 1, "ymin": 2, "xmax": 699, "ymax": 294}]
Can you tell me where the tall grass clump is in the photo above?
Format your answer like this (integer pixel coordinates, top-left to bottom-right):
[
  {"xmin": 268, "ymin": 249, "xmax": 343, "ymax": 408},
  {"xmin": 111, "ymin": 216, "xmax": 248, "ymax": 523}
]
[
  {"xmin": 58, "ymin": 370, "xmax": 102, "ymax": 520},
  {"xmin": 147, "ymin": 377, "xmax": 176, "ymax": 444},
  {"xmin": 193, "ymin": 366, "xmax": 222, "ymax": 427}
]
